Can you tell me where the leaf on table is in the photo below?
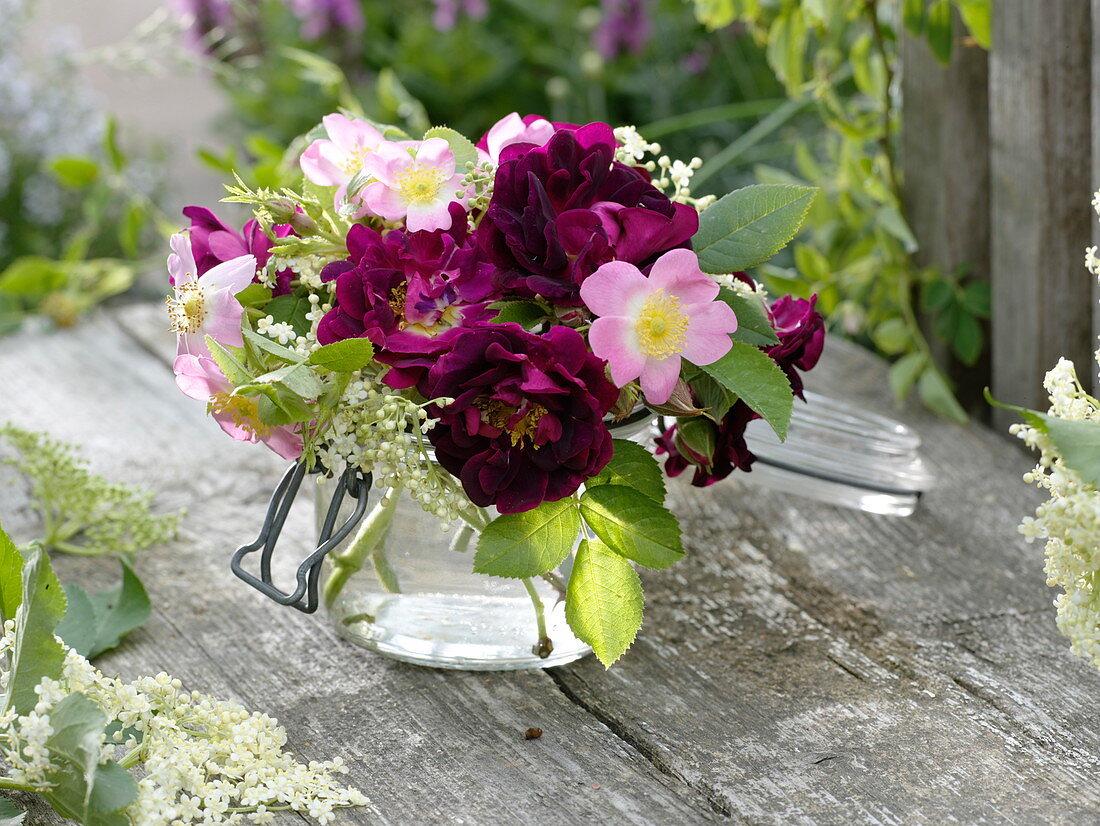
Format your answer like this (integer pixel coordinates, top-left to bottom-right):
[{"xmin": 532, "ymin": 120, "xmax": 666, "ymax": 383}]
[
  {"xmin": 694, "ymin": 184, "xmax": 817, "ymax": 274},
  {"xmin": 588, "ymin": 440, "xmax": 667, "ymax": 502},
  {"xmin": 696, "ymin": 340, "xmax": 793, "ymax": 439},
  {"xmin": 579, "ymin": 485, "xmax": 684, "ymax": 569},
  {"xmin": 5, "ymin": 545, "xmax": 66, "ymax": 714},
  {"xmin": 0, "ymin": 797, "xmax": 24, "ymax": 825},
  {"xmin": 565, "ymin": 539, "xmax": 644, "ymax": 668},
  {"xmin": 58, "ymin": 561, "xmax": 151, "ymax": 660},
  {"xmin": 40, "ymin": 693, "xmax": 137, "ymax": 825},
  {"xmin": 474, "ymin": 499, "xmax": 580, "ymax": 578}
]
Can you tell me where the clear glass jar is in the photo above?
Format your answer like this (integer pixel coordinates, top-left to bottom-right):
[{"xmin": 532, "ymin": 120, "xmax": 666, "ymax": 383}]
[{"xmin": 316, "ymin": 411, "xmax": 656, "ymax": 671}]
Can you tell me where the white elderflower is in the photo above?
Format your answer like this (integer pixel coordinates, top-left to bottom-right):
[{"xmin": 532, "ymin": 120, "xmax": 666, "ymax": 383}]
[
  {"xmin": 613, "ymin": 125, "xmax": 660, "ymax": 163},
  {"xmin": 0, "ymin": 626, "xmax": 368, "ymax": 825},
  {"xmin": 255, "ymin": 315, "xmax": 298, "ymax": 346}
]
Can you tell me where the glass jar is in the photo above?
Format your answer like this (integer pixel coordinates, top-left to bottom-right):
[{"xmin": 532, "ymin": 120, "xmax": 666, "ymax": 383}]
[{"xmin": 316, "ymin": 411, "xmax": 657, "ymax": 671}]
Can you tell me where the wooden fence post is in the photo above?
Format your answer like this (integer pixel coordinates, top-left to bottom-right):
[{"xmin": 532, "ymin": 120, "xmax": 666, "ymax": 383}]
[
  {"xmin": 900, "ymin": 16, "xmax": 990, "ymax": 414},
  {"xmin": 990, "ymin": 1, "xmax": 1093, "ymax": 424}
]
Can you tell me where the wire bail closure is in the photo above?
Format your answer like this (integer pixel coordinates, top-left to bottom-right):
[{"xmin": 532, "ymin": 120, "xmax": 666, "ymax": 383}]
[{"xmin": 231, "ymin": 462, "xmax": 373, "ymax": 614}]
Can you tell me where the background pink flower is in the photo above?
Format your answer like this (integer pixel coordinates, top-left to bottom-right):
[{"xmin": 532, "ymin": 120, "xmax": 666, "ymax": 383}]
[
  {"xmin": 173, "ymin": 354, "xmax": 302, "ymax": 460},
  {"xmin": 580, "ymin": 248, "xmax": 737, "ymax": 403}
]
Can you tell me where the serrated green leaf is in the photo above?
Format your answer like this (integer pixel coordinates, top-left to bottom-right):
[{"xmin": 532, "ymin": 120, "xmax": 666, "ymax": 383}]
[
  {"xmin": 491, "ymin": 301, "xmax": 548, "ymax": 328},
  {"xmin": 249, "ymin": 363, "xmax": 324, "ymax": 400},
  {"xmin": 695, "ymin": 184, "xmax": 817, "ymax": 274},
  {"xmin": 57, "ymin": 583, "xmax": 98, "ymax": 658},
  {"xmin": 5, "ymin": 546, "xmax": 66, "ymax": 714},
  {"xmin": 204, "ymin": 337, "xmax": 252, "ymax": 385},
  {"xmin": 235, "ymin": 283, "xmax": 273, "ymax": 307},
  {"xmin": 48, "ymin": 157, "xmax": 99, "ymax": 189},
  {"xmin": 474, "ymin": 499, "xmax": 580, "ymax": 578},
  {"xmin": 85, "ymin": 560, "xmax": 151, "ymax": 659},
  {"xmin": 0, "ymin": 526, "xmax": 22, "ymax": 623},
  {"xmin": 579, "ymin": 486, "xmax": 683, "ymax": 569},
  {"xmin": 689, "ymin": 371, "xmax": 737, "ymax": 422},
  {"xmin": 422, "ymin": 126, "xmax": 479, "ymax": 172},
  {"xmin": 242, "ymin": 328, "xmax": 305, "ymax": 364},
  {"xmin": 565, "ymin": 539, "xmax": 644, "ymax": 667},
  {"xmin": 588, "ymin": 440, "xmax": 666, "ymax": 502},
  {"xmin": 265, "ymin": 293, "xmax": 311, "ymax": 336},
  {"xmin": 717, "ymin": 287, "xmax": 780, "ymax": 346},
  {"xmin": 308, "ymin": 338, "xmax": 376, "ymax": 372},
  {"xmin": 696, "ymin": 340, "xmax": 793, "ymax": 439}
]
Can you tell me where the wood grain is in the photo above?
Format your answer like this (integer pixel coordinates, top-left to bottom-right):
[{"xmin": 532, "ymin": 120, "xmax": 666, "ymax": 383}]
[
  {"xmin": 990, "ymin": 1, "xmax": 1094, "ymax": 423},
  {"xmin": 3, "ymin": 303, "xmax": 1099, "ymax": 824}
]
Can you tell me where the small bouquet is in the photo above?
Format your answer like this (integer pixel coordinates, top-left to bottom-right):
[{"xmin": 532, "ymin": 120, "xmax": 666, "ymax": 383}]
[{"xmin": 167, "ymin": 112, "xmax": 824, "ymax": 665}]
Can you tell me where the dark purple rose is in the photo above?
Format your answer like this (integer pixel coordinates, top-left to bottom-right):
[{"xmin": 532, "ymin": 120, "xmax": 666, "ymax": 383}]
[
  {"xmin": 479, "ymin": 126, "xmax": 698, "ymax": 304},
  {"xmin": 593, "ymin": 0, "xmax": 652, "ymax": 60},
  {"xmin": 766, "ymin": 295, "xmax": 825, "ymax": 398},
  {"xmin": 316, "ymin": 208, "xmax": 497, "ymax": 388},
  {"xmin": 657, "ymin": 294, "xmax": 826, "ymax": 486},
  {"xmin": 181, "ymin": 206, "xmax": 296, "ymax": 296},
  {"xmin": 419, "ymin": 323, "xmax": 619, "ymax": 513}
]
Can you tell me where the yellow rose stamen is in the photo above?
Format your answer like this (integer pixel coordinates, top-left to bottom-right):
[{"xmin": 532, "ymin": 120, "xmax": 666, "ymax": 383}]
[
  {"xmin": 635, "ymin": 288, "xmax": 690, "ymax": 358},
  {"xmin": 395, "ymin": 162, "xmax": 447, "ymax": 205},
  {"xmin": 209, "ymin": 392, "xmax": 272, "ymax": 439},
  {"xmin": 166, "ymin": 280, "xmax": 207, "ymax": 335}
]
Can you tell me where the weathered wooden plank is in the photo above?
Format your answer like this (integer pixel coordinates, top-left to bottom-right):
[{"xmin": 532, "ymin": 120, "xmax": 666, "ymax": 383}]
[
  {"xmin": 551, "ymin": 338, "xmax": 1100, "ymax": 823},
  {"xmin": 0, "ymin": 312, "xmax": 719, "ymax": 825},
  {"xmin": 990, "ymin": 1, "xmax": 1094, "ymax": 423},
  {"xmin": 901, "ymin": 15, "xmax": 991, "ymax": 412}
]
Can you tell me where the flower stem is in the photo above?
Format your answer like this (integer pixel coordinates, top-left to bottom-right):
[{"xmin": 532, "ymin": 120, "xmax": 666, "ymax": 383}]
[
  {"xmin": 323, "ymin": 485, "xmax": 403, "ymax": 608},
  {"xmin": 522, "ymin": 578, "xmax": 553, "ymax": 659}
]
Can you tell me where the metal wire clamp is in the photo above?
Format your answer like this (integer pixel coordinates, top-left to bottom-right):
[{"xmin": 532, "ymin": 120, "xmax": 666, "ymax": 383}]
[{"xmin": 231, "ymin": 462, "xmax": 373, "ymax": 613}]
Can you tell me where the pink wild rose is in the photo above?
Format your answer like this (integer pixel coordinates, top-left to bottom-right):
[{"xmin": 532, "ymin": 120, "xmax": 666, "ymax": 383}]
[
  {"xmin": 361, "ymin": 138, "xmax": 468, "ymax": 232},
  {"xmin": 174, "ymin": 353, "xmax": 302, "ymax": 460},
  {"xmin": 580, "ymin": 248, "xmax": 737, "ymax": 404},
  {"xmin": 300, "ymin": 114, "xmax": 385, "ymax": 217}
]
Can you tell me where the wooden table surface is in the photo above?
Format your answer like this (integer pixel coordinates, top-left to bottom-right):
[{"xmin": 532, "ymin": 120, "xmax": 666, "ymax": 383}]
[{"xmin": 1, "ymin": 302, "xmax": 1097, "ymax": 825}]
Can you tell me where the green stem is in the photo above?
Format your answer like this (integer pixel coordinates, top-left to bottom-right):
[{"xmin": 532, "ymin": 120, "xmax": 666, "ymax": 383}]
[
  {"xmin": 119, "ymin": 744, "xmax": 144, "ymax": 769},
  {"xmin": 0, "ymin": 777, "xmax": 36, "ymax": 792},
  {"xmin": 863, "ymin": 0, "xmax": 902, "ymax": 197},
  {"xmin": 323, "ymin": 485, "xmax": 402, "ymax": 607},
  {"xmin": 540, "ymin": 571, "xmax": 567, "ymax": 596},
  {"xmin": 522, "ymin": 578, "xmax": 552, "ymax": 659}
]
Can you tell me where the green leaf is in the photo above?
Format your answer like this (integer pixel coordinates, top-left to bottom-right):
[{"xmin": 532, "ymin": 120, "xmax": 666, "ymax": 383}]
[
  {"xmin": 0, "ymin": 797, "xmax": 24, "ymax": 824},
  {"xmin": 41, "ymin": 693, "xmax": 137, "ymax": 824},
  {"xmin": 56, "ymin": 584, "xmax": 98, "ymax": 658},
  {"xmin": 960, "ymin": 281, "xmax": 991, "ymax": 318},
  {"xmin": 242, "ymin": 328, "xmax": 305, "ymax": 364},
  {"xmin": 265, "ymin": 293, "xmax": 311, "ymax": 336},
  {"xmin": 918, "ymin": 366, "xmax": 968, "ymax": 424},
  {"xmin": 696, "ymin": 340, "xmax": 793, "ymax": 439},
  {"xmin": 249, "ymin": 363, "xmax": 324, "ymax": 399},
  {"xmin": 117, "ymin": 203, "xmax": 144, "ymax": 259},
  {"xmin": 718, "ymin": 287, "xmax": 780, "ymax": 346},
  {"xmin": 491, "ymin": 301, "xmax": 548, "ymax": 328},
  {"xmin": 48, "ymin": 157, "xmax": 100, "ymax": 189},
  {"xmin": 954, "ymin": 0, "xmax": 991, "ymax": 49},
  {"xmin": 0, "ymin": 257, "xmax": 68, "ymax": 297},
  {"xmin": 903, "ymin": 0, "xmax": 926, "ymax": 35},
  {"xmin": 235, "ymin": 283, "xmax": 273, "ymax": 307},
  {"xmin": 695, "ymin": 184, "xmax": 817, "ymax": 274},
  {"xmin": 888, "ymin": 352, "xmax": 927, "ymax": 401},
  {"xmin": 689, "ymin": 370, "xmax": 737, "ymax": 422},
  {"xmin": 85, "ymin": 560, "xmax": 152, "ymax": 659},
  {"xmin": 308, "ymin": 338, "xmax": 376, "ymax": 372},
  {"xmin": 103, "ymin": 117, "xmax": 126, "ymax": 172},
  {"xmin": 676, "ymin": 417, "xmax": 717, "ymax": 464},
  {"xmin": 474, "ymin": 499, "xmax": 580, "ymax": 578},
  {"xmin": 204, "ymin": 338, "xmax": 252, "ymax": 386},
  {"xmin": 579, "ymin": 485, "xmax": 683, "ymax": 569},
  {"xmin": 952, "ymin": 313, "xmax": 983, "ymax": 366},
  {"xmin": 0, "ymin": 525, "xmax": 22, "ymax": 623},
  {"xmin": 872, "ymin": 318, "xmax": 910, "ymax": 355},
  {"xmin": 565, "ymin": 538, "xmax": 644, "ymax": 668},
  {"xmin": 422, "ymin": 126, "xmax": 479, "ymax": 173},
  {"xmin": 927, "ymin": 0, "xmax": 954, "ymax": 63},
  {"xmin": 588, "ymin": 440, "xmax": 666, "ymax": 502},
  {"xmin": 920, "ymin": 279, "xmax": 954, "ymax": 312},
  {"xmin": 5, "ymin": 546, "xmax": 66, "ymax": 714}
]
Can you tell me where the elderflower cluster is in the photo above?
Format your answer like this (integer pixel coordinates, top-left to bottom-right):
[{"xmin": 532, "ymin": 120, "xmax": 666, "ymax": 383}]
[
  {"xmin": 256, "ymin": 315, "xmax": 298, "ymax": 345},
  {"xmin": 1012, "ymin": 189, "xmax": 1100, "ymax": 669},
  {"xmin": 0, "ymin": 623, "xmax": 367, "ymax": 824},
  {"xmin": 613, "ymin": 125, "xmax": 715, "ymax": 210},
  {"xmin": 316, "ymin": 375, "xmax": 468, "ymax": 523},
  {"xmin": 269, "ymin": 254, "xmax": 331, "ymax": 291}
]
